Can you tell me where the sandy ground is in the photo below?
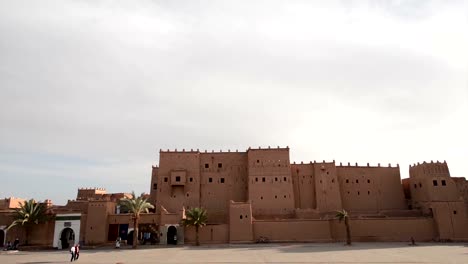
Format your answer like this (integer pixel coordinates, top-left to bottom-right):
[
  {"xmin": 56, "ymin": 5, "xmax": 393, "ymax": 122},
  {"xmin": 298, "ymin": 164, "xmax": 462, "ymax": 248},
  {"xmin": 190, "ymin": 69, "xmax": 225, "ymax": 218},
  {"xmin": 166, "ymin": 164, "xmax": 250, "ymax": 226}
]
[{"xmin": 0, "ymin": 242, "xmax": 467, "ymax": 264}]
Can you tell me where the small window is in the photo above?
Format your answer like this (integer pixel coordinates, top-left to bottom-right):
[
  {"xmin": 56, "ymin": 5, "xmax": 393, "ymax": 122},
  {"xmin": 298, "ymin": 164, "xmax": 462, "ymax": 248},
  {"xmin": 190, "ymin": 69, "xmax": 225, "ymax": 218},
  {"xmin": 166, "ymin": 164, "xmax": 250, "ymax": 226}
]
[
  {"xmin": 220, "ymin": 178, "xmax": 225, "ymax": 183},
  {"xmin": 186, "ymin": 193, "xmax": 189, "ymax": 197},
  {"xmin": 367, "ymin": 179, "xmax": 370, "ymax": 183},
  {"xmin": 164, "ymin": 177, "xmax": 168, "ymax": 182},
  {"xmin": 414, "ymin": 184, "xmax": 417, "ymax": 188},
  {"xmin": 332, "ymin": 179, "xmax": 335, "ymax": 183},
  {"xmin": 346, "ymin": 179, "xmax": 349, "ymax": 183},
  {"xmin": 326, "ymin": 171, "xmax": 329, "ymax": 175},
  {"xmin": 262, "ymin": 177, "xmax": 265, "ymax": 182},
  {"xmin": 245, "ymin": 215, "xmax": 248, "ymax": 218},
  {"xmin": 358, "ymin": 191, "xmax": 360, "ymax": 195},
  {"xmin": 209, "ymin": 178, "xmax": 213, "ymax": 183},
  {"xmin": 419, "ymin": 183, "xmax": 422, "ymax": 188},
  {"xmin": 453, "ymin": 210, "xmax": 457, "ymax": 215},
  {"xmin": 255, "ymin": 177, "xmax": 258, "ymax": 182},
  {"xmin": 284, "ymin": 177, "xmax": 287, "ymax": 181},
  {"xmin": 190, "ymin": 177, "xmax": 193, "ymax": 182},
  {"xmin": 275, "ymin": 177, "xmax": 278, "ymax": 182},
  {"xmin": 153, "ymin": 183, "xmax": 157, "ymax": 190},
  {"xmin": 218, "ymin": 163, "xmax": 222, "ymax": 168},
  {"xmin": 275, "ymin": 195, "xmax": 277, "ymax": 199},
  {"xmin": 320, "ymin": 180, "xmax": 322, "ymax": 183},
  {"xmin": 257, "ymin": 159, "xmax": 260, "ymax": 163},
  {"xmin": 356, "ymin": 180, "xmax": 359, "ymax": 183},
  {"xmin": 240, "ymin": 215, "xmax": 243, "ymax": 219},
  {"xmin": 284, "ymin": 195, "xmax": 286, "ymax": 198},
  {"xmin": 205, "ymin": 163, "xmax": 209, "ymax": 168},
  {"xmin": 368, "ymin": 191, "xmax": 370, "ymax": 195},
  {"xmin": 260, "ymin": 196, "xmax": 263, "ymax": 200},
  {"xmin": 442, "ymin": 180, "xmax": 446, "ymax": 186},
  {"xmin": 176, "ymin": 176, "xmax": 181, "ymax": 182},
  {"xmin": 433, "ymin": 180, "xmax": 438, "ymax": 186}
]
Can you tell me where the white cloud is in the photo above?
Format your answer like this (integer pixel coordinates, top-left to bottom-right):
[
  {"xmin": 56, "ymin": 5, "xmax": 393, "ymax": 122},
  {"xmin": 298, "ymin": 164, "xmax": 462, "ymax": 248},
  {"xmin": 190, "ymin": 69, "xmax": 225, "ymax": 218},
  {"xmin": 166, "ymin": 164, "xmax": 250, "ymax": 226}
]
[{"xmin": 0, "ymin": 0, "xmax": 466, "ymax": 204}]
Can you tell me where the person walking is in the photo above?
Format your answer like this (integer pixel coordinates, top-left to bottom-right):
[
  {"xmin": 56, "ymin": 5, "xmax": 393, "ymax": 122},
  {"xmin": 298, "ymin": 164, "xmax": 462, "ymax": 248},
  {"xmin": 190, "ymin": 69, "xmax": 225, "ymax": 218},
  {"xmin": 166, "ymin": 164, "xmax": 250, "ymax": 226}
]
[
  {"xmin": 70, "ymin": 245, "xmax": 76, "ymax": 262},
  {"xmin": 74, "ymin": 244, "xmax": 80, "ymax": 260}
]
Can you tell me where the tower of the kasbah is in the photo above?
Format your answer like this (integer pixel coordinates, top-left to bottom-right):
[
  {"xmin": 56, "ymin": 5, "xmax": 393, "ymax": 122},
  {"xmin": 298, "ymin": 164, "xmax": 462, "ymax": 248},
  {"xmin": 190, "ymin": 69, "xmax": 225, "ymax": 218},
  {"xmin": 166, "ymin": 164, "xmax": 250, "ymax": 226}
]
[{"xmin": 1, "ymin": 146, "xmax": 467, "ymax": 247}]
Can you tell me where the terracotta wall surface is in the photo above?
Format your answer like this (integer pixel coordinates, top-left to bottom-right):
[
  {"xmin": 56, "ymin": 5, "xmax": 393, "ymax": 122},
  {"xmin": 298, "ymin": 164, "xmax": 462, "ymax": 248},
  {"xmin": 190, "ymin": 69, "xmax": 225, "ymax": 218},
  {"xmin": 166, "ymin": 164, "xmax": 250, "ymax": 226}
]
[
  {"xmin": 430, "ymin": 201, "xmax": 468, "ymax": 240},
  {"xmin": 84, "ymin": 201, "xmax": 115, "ymax": 245},
  {"xmin": 247, "ymin": 148, "xmax": 295, "ymax": 217},
  {"xmin": 253, "ymin": 220, "xmax": 332, "ymax": 242},
  {"xmin": 156, "ymin": 151, "xmax": 200, "ymax": 213},
  {"xmin": 291, "ymin": 164, "xmax": 316, "ymax": 210},
  {"xmin": 229, "ymin": 201, "xmax": 253, "ymax": 242},
  {"xmin": 200, "ymin": 152, "xmax": 248, "ymax": 223},
  {"xmin": 330, "ymin": 218, "xmax": 435, "ymax": 242},
  {"xmin": 336, "ymin": 166, "xmax": 405, "ymax": 211},
  {"xmin": 184, "ymin": 224, "xmax": 228, "ymax": 244}
]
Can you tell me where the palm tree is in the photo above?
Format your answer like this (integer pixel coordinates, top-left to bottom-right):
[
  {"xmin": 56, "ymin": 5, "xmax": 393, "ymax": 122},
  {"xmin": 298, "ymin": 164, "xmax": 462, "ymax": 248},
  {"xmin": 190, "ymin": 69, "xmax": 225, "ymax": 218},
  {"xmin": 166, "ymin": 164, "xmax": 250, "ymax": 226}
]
[
  {"xmin": 6, "ymin": 199, "xmax": 47, "ymax": 245},
  {"xmin": 336, "ymin": 209, "xmax": 351, "ymax": 245},
  {"xmin": 119, "ymin": 192, "xmax": 154, "ymax": 249},
  {"xmin": 181, "ymin": 207, "xmax": 208, "ymax": 246}
]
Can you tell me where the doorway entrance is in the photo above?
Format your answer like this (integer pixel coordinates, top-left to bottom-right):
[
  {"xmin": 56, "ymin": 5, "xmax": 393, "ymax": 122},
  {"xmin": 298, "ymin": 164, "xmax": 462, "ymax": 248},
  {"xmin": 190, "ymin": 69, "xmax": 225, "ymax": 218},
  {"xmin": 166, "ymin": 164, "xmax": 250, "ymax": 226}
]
[
  {"xmin": 60, "ymin": 228, "xmax": 75, "ymax": 249},
  {"xmin": 167, "ymin": 226, "xmax": 177, "ymax": 245},
  {"xmin": 0, "ymin": 230, "xmax": 4, "ymax": 247}
]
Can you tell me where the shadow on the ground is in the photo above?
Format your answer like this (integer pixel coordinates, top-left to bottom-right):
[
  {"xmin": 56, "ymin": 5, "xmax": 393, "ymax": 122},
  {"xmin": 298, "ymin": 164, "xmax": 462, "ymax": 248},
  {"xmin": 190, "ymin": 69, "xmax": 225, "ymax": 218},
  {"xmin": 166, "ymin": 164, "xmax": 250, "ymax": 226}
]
[
  {"xmin": 180, "ymin": 242, "xmax": 467, "ymax": 253},
  {"xmin": 18, "ymin": 262, "xmax": 63, "ymax": 264}
]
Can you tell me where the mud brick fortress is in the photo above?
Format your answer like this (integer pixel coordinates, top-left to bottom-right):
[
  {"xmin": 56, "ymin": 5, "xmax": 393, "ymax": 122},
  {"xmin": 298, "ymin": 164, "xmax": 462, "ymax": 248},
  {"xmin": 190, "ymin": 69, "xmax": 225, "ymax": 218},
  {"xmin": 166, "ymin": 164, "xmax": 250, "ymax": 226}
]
[{"xmin": 1, "ymin": 146, "xmax": 467, "ymax": 248}]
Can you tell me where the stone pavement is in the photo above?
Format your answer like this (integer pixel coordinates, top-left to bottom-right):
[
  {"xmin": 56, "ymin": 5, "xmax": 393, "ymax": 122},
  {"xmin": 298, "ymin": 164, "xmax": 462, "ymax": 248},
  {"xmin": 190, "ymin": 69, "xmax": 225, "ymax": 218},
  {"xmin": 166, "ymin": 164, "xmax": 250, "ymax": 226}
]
[{"xmin": 0, "ymin": 243, "xmax": 467, "ymax": 263}]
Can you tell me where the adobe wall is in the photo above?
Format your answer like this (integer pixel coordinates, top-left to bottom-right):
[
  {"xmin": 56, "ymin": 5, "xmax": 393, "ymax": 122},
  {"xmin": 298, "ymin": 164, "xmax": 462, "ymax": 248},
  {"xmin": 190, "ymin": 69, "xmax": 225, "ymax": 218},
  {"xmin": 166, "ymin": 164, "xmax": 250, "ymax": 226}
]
[
  {"xmin": 429, "ymin": 201, "xmax": 468, "ymax": 240},
  {"xmin": 247, "ymin": 148, "xmax": 295, "ymax": 217},
  {"xmin": 84, "ymin": 200, "xmax": 115, "ymax": 245},
  {"xmin": 156, "ymin": 151, "xmax": 200, "ymax": 214},
  {"xmin": 314, "ymin": 162, "xmax": 342, "ymax": 212},
  {"xmin": 253, "ymin": 220, "xmax": 332, "ymax": 242},
  {"xmin": 199, "ymin": 151, "xmax": 248, "ymax": 223},
  {"xmin": 2, "ymin": 220, "xmax": 55, "ymax": 246},
  {"xmin": 336, "ymin": 164, "xmax": 406, "ymax": 212},
  {"xmin": 291, "ymin": 163, "xmax": 316, "ymax": 210},
  {"xmin": 329, "ymin": 218, "xmax": 435, "ymax": 242},
  {"xmin": 0, "ymin": 197, "xmax": 26, "ymax": 209},
  {"xmin": 149, "ymin": 166, "xmax": 159, "ymax": 205},
  {"xmin": 408, "ymin": 161, "xmax": 458, "ymax": 203},
  {"xmin": 76, "ymin": 188, "xmax": 107, "ymax": 201},
  {"xmin": 184, "ymin": 224, "xmax": 228, "ymax": 244},
  {"xmin": 229, "ymin": 201, "xmax": 253, "ymax": 242}
]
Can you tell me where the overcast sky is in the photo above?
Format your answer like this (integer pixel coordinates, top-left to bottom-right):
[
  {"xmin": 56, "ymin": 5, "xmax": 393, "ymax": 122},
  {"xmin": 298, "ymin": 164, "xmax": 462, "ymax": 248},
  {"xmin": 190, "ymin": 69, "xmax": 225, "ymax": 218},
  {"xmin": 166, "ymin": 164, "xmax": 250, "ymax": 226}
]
[{"xmin": 1, "ymin": 0, "xmax": 467, "ymax": 205}]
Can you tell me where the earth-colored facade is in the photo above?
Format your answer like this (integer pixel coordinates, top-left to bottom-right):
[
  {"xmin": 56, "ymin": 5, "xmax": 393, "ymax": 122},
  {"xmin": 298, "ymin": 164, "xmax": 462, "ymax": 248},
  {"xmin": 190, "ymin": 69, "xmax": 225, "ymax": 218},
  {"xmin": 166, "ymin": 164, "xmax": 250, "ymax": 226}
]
[{"xmin": 1, "ymin": 146, "xmax": 467, "ymax": 248}]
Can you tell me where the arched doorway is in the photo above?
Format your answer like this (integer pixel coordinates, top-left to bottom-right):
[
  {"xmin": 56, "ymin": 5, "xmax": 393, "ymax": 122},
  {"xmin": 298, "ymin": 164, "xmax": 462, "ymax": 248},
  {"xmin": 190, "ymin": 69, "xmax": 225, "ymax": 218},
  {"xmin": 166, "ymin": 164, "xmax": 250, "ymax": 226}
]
[
  {"xmin": 60, "ymin": 228, "xmax": 75, "ymax": 249},
  {"xmin": 0, "ymin": 230, "xmax": 4, "ymax": 247},
  {"xmin": 127, "ymin": 231, "xmax": 134, "ymax": 246},
  {"xmin": 167, "ymin": 226, "xmax": 177, "ymax": 245}
]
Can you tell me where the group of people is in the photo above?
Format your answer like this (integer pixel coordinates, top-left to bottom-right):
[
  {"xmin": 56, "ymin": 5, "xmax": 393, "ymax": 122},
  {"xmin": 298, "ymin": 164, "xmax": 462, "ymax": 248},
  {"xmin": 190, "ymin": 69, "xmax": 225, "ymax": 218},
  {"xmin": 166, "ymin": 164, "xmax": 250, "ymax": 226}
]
[
  {"xmin": 69, "ymin": 244, "xmax": 80, "ymax": 262},
  {"xmin": 3, "ymin": 238, "xmax": 20, "ymax": 251}
]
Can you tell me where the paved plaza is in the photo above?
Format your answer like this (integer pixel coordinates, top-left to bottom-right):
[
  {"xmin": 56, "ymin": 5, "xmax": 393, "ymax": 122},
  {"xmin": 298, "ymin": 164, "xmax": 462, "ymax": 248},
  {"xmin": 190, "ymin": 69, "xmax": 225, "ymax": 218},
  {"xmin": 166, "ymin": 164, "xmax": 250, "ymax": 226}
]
[{"xmin": 0, "ymin": 243, "xmax": 467, "ymax": 264}]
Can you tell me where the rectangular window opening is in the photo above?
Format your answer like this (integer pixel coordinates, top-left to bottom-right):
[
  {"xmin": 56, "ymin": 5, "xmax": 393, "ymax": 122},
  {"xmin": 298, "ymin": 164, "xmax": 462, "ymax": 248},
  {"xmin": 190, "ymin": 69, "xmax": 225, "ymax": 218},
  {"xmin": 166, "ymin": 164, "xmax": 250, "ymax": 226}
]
[
  {"xmin": 209, "ymin": 178, "xmax": 213, "ymax": 183},
  {"xmin": 262, "ymin": 177, "xmax": 266, "ymax": 182},
  {"xmin": 433, "ymin": 180, "xmax": 438, "ymax": 186},
  {"xmin": 441, "ymin": 180, "xmax": 446, "ymax": 186},
  {"xmin": 218, "ymin": 163, "xmax": 222, "ymax": 168},
  {"xmin": 205, "ymin": 163, "xmax": 209, "ymax": 169},
  {"xmin": 220, "ymin": 178, "xmax": 225, "ymax": 183},
  {"xmin": 176, "ymin": 176, "xmax": 181, "ymax": 182}
]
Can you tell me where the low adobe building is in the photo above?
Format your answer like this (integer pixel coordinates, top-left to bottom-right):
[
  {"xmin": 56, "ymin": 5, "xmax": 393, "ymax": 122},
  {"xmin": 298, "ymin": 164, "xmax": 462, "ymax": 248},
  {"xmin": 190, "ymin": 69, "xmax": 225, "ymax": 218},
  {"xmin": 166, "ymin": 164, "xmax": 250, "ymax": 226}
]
[{"xmin": 1, "ymin": 146, "xmax": 467, "ymax": 248}]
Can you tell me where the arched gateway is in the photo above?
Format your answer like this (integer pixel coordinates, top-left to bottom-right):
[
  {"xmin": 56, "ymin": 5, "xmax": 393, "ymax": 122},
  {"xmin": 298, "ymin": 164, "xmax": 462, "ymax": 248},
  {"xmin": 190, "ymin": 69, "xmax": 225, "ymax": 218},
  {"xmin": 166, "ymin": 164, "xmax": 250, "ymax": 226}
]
[
  {"xmin": 53, "ymin": 214, "xmax": 81, "ymax": 249},
  {"xmin": 0, "ymin": 229, "xmax": 5, "ymax": 247},
  {"xmin": 167, "ymin": 225, "xmax": 177, "ymax": 245}
]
